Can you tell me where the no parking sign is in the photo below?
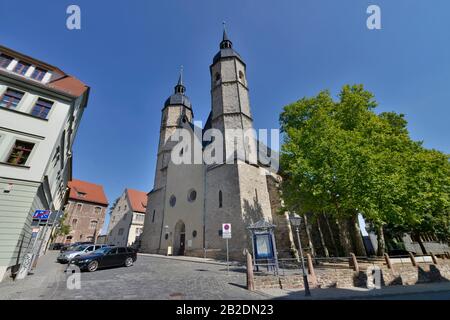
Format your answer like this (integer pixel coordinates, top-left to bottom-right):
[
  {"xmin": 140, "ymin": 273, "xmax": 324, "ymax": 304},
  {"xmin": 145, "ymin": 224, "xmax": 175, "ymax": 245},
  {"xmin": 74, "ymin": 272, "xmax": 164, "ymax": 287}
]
[{"xmin": 222, "ymin": 223, "xmax": 231, "ymax": 239}]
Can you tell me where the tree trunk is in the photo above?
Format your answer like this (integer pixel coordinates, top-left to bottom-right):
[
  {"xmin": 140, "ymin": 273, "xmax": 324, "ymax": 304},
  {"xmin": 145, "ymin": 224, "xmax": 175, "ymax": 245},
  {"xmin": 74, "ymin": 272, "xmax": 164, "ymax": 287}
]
[
  {"xmin": 350, "ymin": 214, "xmax": 367, "ymax": 256},
  {"xmin": 303, "ymin": 214, "xmax": 316, "ymax": 257},
  {"xmin": 336, "ymin": 218, "xmax": 352, "ymax": 256},
  {"xmin": 376, "ymin": 225, "xmax": 386, "ymax": 256},
  {"xmin": 324, "ymin": 213, "xmax": 339, "ymax": 256},
  {"xmin": 413, "ymin": 233, "xmax": 427, "ymax": 254},
  {"xmin": 317, "ymin": 216, "xmax": 329, "ymax": 257}
]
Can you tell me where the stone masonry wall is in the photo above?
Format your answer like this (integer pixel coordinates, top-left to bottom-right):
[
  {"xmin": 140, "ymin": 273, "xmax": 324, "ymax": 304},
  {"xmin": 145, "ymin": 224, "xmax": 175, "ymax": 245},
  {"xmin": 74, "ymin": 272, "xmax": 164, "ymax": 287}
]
[{"xmin": 253, "ymin": 260, "xmax": 450, "ymax": 290}]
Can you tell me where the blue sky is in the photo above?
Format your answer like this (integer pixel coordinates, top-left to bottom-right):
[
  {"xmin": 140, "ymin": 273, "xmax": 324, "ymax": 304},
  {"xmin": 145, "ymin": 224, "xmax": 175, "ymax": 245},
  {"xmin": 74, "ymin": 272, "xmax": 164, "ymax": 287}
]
[{"xmin": 2, "ymin": 0, "xmax": 449, "ymax": 232}]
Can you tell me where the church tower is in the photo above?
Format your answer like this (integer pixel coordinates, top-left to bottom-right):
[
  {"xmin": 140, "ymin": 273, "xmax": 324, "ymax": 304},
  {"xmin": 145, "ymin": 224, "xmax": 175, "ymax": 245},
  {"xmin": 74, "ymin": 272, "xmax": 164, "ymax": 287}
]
[
  {"xmin": 154, "ymin": 69, "xmax": 193, "ymax": 189},
  {"xmin": 204, "ymin": 27, "xmax": 274, "ymax": 260},
  {"xmin": 209, "ymin": 26, "xmax": 257, "ymax": 163},
  {"xmin": 141, "ymin": 70, "xmax": 194, "ymax": 254}
]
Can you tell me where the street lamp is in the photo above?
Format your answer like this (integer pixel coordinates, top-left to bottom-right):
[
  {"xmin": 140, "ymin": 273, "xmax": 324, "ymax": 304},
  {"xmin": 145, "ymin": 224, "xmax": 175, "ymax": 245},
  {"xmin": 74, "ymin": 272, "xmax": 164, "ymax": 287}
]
[{"xmin": 289, "ymin": 214, "xmax": 311, "ymax": 296}]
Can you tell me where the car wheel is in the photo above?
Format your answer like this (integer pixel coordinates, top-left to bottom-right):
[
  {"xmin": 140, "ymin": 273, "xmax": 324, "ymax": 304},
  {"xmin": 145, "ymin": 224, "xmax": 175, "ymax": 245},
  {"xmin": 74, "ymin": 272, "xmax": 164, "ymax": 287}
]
[
  {"xmin": 87, "ymin": 261, "xmax": 98, "ymax": 272},
  {"xmin": 124, "ymin": 257, "xmax": 133, "ymax": 267}
]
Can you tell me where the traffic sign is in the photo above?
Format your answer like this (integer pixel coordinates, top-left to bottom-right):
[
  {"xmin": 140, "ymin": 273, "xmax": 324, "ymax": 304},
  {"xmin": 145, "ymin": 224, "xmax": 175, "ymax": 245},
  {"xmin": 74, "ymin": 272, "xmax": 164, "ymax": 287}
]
[
  {"xmin": 33, "ymin": 210, "xmax": 50, "ymax": 220},
  {"xmin": 222, "ymin": 223, "xmax": 231, "ymax": 239}
]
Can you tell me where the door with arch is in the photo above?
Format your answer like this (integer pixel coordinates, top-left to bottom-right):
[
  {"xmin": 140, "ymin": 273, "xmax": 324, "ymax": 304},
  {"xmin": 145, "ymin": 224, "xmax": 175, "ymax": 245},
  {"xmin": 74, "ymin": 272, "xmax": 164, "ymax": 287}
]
[{"xmin": 174, "ymin": 220, "xmax": 186, "ymax": 256}]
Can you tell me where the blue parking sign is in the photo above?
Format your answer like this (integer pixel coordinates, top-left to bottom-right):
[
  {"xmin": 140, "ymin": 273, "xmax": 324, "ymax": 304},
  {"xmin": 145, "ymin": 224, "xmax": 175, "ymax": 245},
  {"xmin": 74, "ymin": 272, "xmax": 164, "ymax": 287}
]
[{"xmin": 33, "ymin": 210, "xmax": 50, "ymax": 220}]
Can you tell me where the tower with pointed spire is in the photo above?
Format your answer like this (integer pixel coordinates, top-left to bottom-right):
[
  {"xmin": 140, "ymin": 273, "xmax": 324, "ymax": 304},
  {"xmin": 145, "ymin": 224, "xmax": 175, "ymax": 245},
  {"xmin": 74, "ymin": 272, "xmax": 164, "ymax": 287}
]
[{"xmin": 155, "ymin": 67, "xmax": 193, "ymax": 190}]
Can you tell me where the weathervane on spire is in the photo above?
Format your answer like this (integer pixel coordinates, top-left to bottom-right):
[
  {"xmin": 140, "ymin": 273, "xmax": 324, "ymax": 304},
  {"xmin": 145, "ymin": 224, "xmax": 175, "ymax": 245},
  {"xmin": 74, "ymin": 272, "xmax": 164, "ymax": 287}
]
[{"xmin": 221, "ymin": 21, "xmax": 231, "ymax": 48}]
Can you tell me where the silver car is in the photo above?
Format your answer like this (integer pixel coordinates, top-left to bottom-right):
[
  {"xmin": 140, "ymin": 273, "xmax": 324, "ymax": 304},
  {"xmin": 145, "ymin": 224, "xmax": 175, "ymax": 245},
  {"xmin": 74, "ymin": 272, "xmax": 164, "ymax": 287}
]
[{"xmin": 57, "ymin": 244, "xmax": 108, "ymax": 263}]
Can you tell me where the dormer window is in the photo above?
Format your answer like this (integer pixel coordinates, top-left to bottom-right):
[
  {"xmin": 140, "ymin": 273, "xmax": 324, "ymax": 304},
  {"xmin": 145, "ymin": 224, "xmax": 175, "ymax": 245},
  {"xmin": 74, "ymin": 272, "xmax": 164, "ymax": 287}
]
[
  {"xmin": 31, "ymin": 67, "xmax": 47, "ymax": 81},
  {"xmin": 13, "ymin": 61, "xmax": 30, "ymax": 76},
  {"xmin": 77, "ymin": 191, "xmax": 86, "ymax": 198},
  {"xmin": 0, "ymin": 54, "xmax": 13, "ymax": 69}
]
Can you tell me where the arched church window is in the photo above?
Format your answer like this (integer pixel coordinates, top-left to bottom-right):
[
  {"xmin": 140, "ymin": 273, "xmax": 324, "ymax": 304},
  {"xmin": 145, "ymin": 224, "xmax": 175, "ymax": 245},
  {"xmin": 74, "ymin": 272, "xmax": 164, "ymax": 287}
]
[
  {"xmin": 169, "ymin": 195, "xmax": 176, "ymax": 207},
  {"xmin": 219, "ymin": 190, "xmax": 223, "ymax": 208},
  {"xmin": 152, "ymin": 210, "xmax": 155, "ymax": 223},
  {"xmin": 239, "ymin": 70, "xmax": 245, "ymax": 81},
  {"xmin": 192, "ymin": 230, "xmax": 197, "ymax": 238},
  {"xmin": 188, "ymin": 189, "xmax": 197, "ymax": 202}
]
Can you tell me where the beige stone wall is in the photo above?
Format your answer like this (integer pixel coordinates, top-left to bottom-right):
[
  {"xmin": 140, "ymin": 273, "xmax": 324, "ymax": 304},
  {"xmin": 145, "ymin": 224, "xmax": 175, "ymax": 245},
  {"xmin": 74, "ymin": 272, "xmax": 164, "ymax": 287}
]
[
  {"xmin": 140, "ymin": 188, "xmax": 165, "ymax": 253},
  {"xmin": 204, "ymin": 163, "xmax": 242, "ymax": 260},
  {"xmin": 158, "ymin": 161, "xmax": 204, "ymax": 255},
  {"xmin": 56, "ymin": 200, "xmax": 107, "ymax": 244},
  {"xmin": 107, "ymin": 191, "xmax": 130, "ymax": 246},
  {"xmin": 253, "ymin": 260, "xmax": 450, "ymax": 290}
]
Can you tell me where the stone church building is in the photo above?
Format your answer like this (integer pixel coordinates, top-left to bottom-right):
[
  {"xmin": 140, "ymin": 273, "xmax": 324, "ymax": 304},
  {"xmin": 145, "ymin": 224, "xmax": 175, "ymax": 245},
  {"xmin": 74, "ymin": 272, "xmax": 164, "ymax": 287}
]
[{"xmin": 140, "ymin": 29, "xmax": 296, "ymax": 261}]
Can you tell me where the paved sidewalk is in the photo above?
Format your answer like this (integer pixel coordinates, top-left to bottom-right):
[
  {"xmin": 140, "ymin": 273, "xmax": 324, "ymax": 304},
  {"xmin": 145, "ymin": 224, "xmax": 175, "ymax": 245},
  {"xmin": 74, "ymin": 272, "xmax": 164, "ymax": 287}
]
[
  {"xmin": 138, "ymin": 253, "xmax": 243, "ymax": 267},
  {"xmin": 260, "ymin": 282, "xmax": 450, "ymax": 300},
  {"xmin": 0, "ymin": 251, "xmax": 65, "ymax": 300}
]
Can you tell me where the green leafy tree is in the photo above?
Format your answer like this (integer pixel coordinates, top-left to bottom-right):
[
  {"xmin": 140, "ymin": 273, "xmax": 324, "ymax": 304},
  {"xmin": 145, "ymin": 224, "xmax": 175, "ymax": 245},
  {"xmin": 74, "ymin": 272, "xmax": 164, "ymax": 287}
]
[{"xmin": 279, "ymin": 84, "xmax": 450, "ymax": 256}]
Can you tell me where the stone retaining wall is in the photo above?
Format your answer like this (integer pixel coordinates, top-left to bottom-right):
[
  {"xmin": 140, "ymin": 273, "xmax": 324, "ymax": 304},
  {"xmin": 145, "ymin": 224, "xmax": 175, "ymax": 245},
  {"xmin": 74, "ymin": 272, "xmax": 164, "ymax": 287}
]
[{"xmin": 253, "ymin": 260, "xmax": 450, "ymax": 290}]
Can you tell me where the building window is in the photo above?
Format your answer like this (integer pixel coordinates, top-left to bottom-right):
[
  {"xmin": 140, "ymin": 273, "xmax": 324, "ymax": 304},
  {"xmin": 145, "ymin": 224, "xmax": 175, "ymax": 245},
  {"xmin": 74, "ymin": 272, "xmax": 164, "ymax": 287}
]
[
  {"xmin": 255, "ymin": 188, "xmax": 258, "ymax": 202},
  {"xmin": 31, "ymin": 67, "xmax": 47, "ymax": 81},
  {"xmin": 0, "ymin": 88, "xmax": 24, "ymax": 110},
  {"xmin": 72, "ymin": 219, "xmax": 77, "ymax": 227},
  {"xmin": 0, "ymin": 54, "xmax": 13, "ymax": 68},
  {"xmin": 77, "ymin": 191, "xmax": 86, "ymax": 198},
  {"xmin": 31, "ymin": 98, "xmax": 53, "ymax": 119},
  {"xmin": 123, "ymin": 213, "xmax": 127, "ymax": 220},
  {"xmin": 219, "ymin": 190, "xmax": 223, "ymax": 208},
  {"xmin": 215, "ymin": 72, "xmax": 221, "ymax": 85},
  {"xmin": 239, "ymin": 70, "xmax": 245, "ymax": 80},
  {"xmin": 124, "ymin": 205, "xmax": 127, "ymax": 211},
  {"xmin": 152, "ymin": 210, "xmax": 155, "ymax": 223},
  {"xmin": 13, "ymin": 61, "xmax": 30, "ymax": 76},
  {"xmin": 169, "ymin": 195, "xmax": 176, "ymax": 207},
  {"xmin": 187, "ymin": 189, "xmax": 197, "ymax": 202},
  {"xmin": 66, "ymin": 235, "xmax": 72, "ymax": 241},
  {"xmin": 118, "ymin": 228, "xmax": 124, "ymax": 236},
  {"xmin": 77, "ymin": 203, "xmax": 82, "ymax": 211},
  {"xmin": 6, "ymin": 140, "xmax": 34, "ymax": 165},
  {"xmin": 94, "ymin": 207, "xmax": 101, "ymax": 214},
  {"xmin": 90, "ymin": 220, "xmax": 98, "ymax": 230}
]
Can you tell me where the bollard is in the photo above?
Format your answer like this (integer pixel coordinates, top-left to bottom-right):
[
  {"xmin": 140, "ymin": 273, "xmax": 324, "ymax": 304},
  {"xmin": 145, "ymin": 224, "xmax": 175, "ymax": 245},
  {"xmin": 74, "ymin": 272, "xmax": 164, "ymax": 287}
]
[
  {"xmin": 246, "ymin": 251, "xmax": 255, "ymax": 291},
  {"xmin": 306, "ymin": 253, "xmax": 318, "ymax": 288},
  {"xmin": 349, "ymin": 253, "xmax": 359, "ymax": 272},
  {"xmin": 408, "ymin": 252, "xmax": 417, "ymax": 267},
  {"xmin": 430, "ymin": 252, "xmax": 438, "ymax": 265}
]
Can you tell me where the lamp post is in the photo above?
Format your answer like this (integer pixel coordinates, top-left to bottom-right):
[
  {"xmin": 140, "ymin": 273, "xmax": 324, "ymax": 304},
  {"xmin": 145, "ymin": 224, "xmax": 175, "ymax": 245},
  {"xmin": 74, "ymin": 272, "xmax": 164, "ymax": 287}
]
[{"xmin": 289, "ymin": 214, "xmax": 311, "ymax": 296}]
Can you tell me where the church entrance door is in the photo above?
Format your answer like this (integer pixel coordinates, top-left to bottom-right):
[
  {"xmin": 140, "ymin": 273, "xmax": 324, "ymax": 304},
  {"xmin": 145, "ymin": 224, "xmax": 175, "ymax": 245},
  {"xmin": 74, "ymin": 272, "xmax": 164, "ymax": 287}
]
[
  {"xmin": 179, "ymin": 233, "xmax": 185, "ymax": 256},
  {"xmin": 174, "ymin": 220, "xmax": 186, "ymax": 256}
]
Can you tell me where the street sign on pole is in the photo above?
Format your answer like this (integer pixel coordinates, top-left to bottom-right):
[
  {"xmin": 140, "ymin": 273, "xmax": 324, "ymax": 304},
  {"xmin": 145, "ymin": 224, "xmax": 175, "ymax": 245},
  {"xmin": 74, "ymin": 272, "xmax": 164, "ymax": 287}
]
[
  {"xmin": 222, "ymin": 223, "xmax": 231, "ymax": 275},
  {"xmin": 222, "ymin": 223, "xmax": 231, "ymax": 239}
]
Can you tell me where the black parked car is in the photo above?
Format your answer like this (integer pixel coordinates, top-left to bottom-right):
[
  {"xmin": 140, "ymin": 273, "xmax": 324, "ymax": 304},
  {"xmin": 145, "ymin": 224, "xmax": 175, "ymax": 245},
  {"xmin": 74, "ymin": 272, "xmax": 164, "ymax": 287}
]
[
  {"xmin": 49, "ymin": 243, "xmax": 65, "ymax": 250},
  {"xmin": 71, "ymin": 247, "xmax": 137, "ymax": 272}
]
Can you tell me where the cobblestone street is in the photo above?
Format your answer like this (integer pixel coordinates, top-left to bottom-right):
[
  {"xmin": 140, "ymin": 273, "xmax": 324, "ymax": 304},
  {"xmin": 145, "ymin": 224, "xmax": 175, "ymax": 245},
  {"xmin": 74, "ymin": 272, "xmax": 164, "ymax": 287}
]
[{"xmin": 0, "ymin": 251, "xmax": 267, "ymax": 300}]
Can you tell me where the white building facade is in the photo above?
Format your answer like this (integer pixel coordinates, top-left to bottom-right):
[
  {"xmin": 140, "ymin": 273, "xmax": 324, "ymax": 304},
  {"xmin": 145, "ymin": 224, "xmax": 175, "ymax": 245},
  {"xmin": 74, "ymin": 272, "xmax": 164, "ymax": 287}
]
[
  {"xmin": 107, "ymin": 189, "xmax": 147, "ymax": 247},
  {"xmin": 0, "ymin": 45, "xmax": 89, "ymax": 281}
]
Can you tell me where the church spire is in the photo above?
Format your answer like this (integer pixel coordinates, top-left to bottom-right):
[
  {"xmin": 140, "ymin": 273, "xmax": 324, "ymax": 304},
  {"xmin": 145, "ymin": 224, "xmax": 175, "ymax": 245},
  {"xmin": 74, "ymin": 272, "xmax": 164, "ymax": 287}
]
[
  {"xmin": 174, "ymin": 65, "xmax": 185, "ymax": 94},
  {"xmin": 220, "ymin": 21, "xmax": 233, "ymax": 49}
]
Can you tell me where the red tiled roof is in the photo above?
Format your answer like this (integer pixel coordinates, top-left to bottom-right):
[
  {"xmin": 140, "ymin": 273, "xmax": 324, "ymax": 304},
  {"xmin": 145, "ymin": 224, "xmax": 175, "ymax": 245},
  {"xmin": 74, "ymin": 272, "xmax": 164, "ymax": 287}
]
[
  {"xmin": 68, "ymin": 179, "xmax": 109, "ymax": 206},
  {"xmin": 48, "ymin": 75, "xmax": 88, "ymax": 97},
  {"xmin": 126, "ymin": 189, "xmax": 148, "ymax": 213}
]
